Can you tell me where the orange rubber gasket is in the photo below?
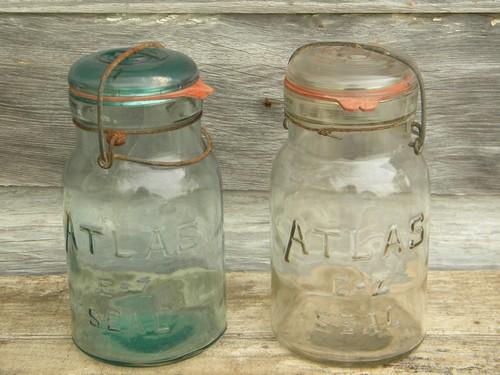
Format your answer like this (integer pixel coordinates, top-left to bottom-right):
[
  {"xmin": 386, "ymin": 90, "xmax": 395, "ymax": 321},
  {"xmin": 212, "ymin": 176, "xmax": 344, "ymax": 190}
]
[
  {"xmin": 284, "ymin": 75, "xmax": 415, "ymax": 112},
  {"xmin": 69, "ymin": 79, "xmax": 214, "ymax": 103}
]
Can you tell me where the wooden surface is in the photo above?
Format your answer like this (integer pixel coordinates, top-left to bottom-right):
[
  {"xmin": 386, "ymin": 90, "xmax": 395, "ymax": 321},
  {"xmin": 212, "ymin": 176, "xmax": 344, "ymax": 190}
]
[
  {"xmin": 1, "ymin": 0, "xmax": 500, "ymax": 13},
  {"xmin": 1, "ymin": 14, "xmax": 500, "ymax": 194},
  {"xmin": 0, "ymin": 271, "xmax": 498, "ymax": 374},
  {"xmin": 1, "ymin": 187, "xmax": 499, "ymax": 275}
]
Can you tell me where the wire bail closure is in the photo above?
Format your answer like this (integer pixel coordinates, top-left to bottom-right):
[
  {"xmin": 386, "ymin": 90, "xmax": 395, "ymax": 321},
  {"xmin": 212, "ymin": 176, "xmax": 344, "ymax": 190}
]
[
  {"xmin": 74, "ymin": 41, "xmax": 214, "ymax": 169},
  {"xmin": 284, "ymin": 42, "xmax": 426, "ymax": 155}
]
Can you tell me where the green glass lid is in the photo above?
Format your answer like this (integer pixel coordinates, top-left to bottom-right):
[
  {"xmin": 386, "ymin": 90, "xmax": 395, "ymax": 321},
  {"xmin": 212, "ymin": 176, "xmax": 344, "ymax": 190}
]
[{"xmin": 68, "ymin": 44, "xmax": 211, "ymax": 105}]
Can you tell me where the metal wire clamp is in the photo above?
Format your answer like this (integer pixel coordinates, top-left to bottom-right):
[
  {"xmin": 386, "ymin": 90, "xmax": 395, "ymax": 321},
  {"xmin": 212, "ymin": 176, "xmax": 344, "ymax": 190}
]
[
  {"xmin": 72, "ymin": 41, "xmax": 214, "ymax": 169},
  {"xmin": 283, "ymin": 42, "xmax": 426, "ymax": 155}
]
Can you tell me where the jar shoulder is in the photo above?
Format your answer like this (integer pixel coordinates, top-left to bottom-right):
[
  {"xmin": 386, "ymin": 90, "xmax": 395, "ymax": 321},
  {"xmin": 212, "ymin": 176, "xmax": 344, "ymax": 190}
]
[
  {"xmin": 64, "ymin": 153, "xmax": 222, "ymax": 198},
  {"xmin": 271, "ymin": 142, "xmax": 429, "ymax": 196}
]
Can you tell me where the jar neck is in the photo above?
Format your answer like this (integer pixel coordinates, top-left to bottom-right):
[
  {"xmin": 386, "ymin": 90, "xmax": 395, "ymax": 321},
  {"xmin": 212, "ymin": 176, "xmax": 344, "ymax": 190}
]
[
  {"xmin": 287, "ymin": 119, "xmax": 414, "ymax": 160},
  {"xmin": 71, "ymin": 98, "xmax": 206, "ymax": 164},
  {"xmin": 76, "ymin": 121, "xmax": 205, "ymax": 163}
]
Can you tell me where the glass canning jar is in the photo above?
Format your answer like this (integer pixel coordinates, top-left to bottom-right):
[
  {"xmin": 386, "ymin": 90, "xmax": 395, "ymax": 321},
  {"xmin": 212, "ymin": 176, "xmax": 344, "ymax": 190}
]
[
  {"xmin": 63, "ymin": 42, "xmax": 225, "ymax": 366},
  {"xmin": 271, "ymin": 42, "xmax": 430, "ymax": 363}
]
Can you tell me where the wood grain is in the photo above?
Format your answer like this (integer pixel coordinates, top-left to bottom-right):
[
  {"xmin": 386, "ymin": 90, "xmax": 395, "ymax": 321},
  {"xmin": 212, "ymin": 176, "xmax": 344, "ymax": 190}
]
[
  {"xmin": 0, "ymin": 271, "xmax": 498, "ymax": 374},
  {"xmin": 1, "ymin": 187, "xmax": 499, "ymax": 275},
  {"xmin": 1, "ymin": 1, "xmax": 500, "ymax": 14},
  {"xmin": 0, "ymin": 14, "xmax": 499, "ymax": 194}
]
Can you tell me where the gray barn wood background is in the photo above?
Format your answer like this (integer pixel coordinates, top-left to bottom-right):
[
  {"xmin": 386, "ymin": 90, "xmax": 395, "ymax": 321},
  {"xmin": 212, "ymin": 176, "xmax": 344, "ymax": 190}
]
[{"xmin": 0, "ymin": 1, "xmax": 499, "ymax": 274}]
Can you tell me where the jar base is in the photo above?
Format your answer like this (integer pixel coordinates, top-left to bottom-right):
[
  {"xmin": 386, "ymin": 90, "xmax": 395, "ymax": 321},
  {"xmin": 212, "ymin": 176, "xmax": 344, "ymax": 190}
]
[
  {"xmin": 72, "ymin": 325, "xmax": 226, "ymax": 367},
  {"xmin": 271, "ymin": 265, "xmax": 426, "ymax": 364},
  {"xmin": 275, "ymin": 332, "xmax": 424, "ymax": 365}
]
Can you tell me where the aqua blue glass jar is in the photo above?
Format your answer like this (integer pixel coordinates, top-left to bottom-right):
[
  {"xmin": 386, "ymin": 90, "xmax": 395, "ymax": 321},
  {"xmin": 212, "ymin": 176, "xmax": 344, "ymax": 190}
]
[{"xmin": 63, "ymin": 42, "xmax": 226, "ymax": 366}]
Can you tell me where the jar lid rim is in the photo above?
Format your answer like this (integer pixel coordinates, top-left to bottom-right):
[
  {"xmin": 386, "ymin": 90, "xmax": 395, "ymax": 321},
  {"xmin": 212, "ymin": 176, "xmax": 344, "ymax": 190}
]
[
  {"xmin": 69, "ymin": 79, "xmax": 214, "ymax": 105},
  {"xmin": 284, "ymin": 75, "xmax": 417, "ymax": 112}
]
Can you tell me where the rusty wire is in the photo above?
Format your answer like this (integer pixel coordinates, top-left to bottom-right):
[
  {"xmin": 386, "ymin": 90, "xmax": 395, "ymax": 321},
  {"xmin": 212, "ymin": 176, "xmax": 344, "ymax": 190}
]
[
  {"xmin": 285, "ymin": 42, "xmax": 426, "ymax": 155},
  {"xmin": 71, "ymin": 41, "xmax": 213, "ymax": 169},
  {"xmin": 284, "ymin": 111, "xmax": 416, "ymax": 139}
]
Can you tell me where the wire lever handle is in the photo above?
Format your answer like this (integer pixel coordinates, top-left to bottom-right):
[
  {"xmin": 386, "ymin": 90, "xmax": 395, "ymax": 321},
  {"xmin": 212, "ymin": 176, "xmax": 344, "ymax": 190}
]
[
  {"xmin": 284, "ymin": 42, "xmax": 426, "ymax": 155},
  {"xmin": 80, "ymin": 41, "xmax": 214, "ymax": 169}
]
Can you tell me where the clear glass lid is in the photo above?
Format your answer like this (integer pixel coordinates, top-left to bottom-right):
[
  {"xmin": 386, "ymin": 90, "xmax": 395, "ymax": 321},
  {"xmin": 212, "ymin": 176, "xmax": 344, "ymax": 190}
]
[
  {"xmin": 285, "ymin": 42, "xmax": 418, "ymax": 112},
  {"xmin": 283, "ymin": 42, "xmax": 426, "ymax": 154}
]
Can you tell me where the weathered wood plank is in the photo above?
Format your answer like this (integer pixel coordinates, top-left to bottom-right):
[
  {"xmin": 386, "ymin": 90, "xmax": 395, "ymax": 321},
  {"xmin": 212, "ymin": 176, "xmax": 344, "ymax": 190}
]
[
  {"xmin": 0, "ymin": 272, "xmax": 498, "ymax": 374},
  {"xmin": 1, "ymin": 14, "xmax": 500, "ymax": 194},
  {"xmin": 1, "ymin": 187, "xmax": 499, "ymax": 275},
  {"xmin": 1, "ymin": 1, "xmax": 500, "ymax": 14},
  {"xmin": 1, "ymin": 335, "xmax": 497, "ymax": 374}
]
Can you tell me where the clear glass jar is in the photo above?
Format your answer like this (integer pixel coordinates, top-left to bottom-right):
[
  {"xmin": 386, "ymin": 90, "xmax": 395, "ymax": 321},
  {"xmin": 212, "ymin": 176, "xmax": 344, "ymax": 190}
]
[
  {"xmin": 63, "ymin": 43, "xmax": 226, "ymax": 366},
  {"xmin": 271, "ymin": 42, "xmax": 430, "ymax": 363}
]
